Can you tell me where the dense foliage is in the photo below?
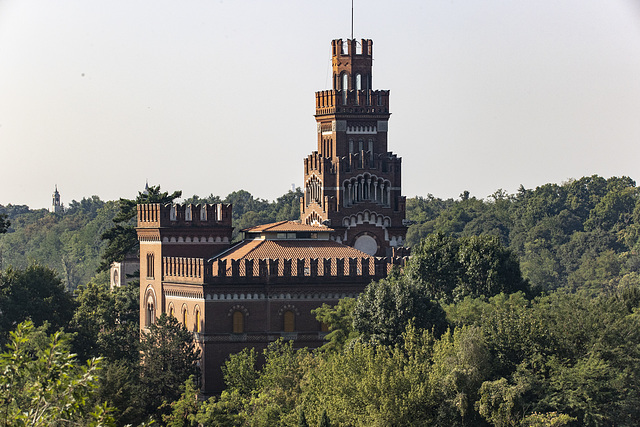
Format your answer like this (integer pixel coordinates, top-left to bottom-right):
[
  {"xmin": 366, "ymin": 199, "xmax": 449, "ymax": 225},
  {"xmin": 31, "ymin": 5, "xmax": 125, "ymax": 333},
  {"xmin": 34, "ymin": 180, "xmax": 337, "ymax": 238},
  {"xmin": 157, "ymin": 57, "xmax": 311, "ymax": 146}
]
[
  {"xmin": 406, "ymin": 176, "xmax": 640, "ymax": 293},
  {"xmin": 1, "ymin": 175, "xmax": 639, "ymax": 425},
  {"xmin": 0, "ymin": 197, "xmax": 117, "ymax": 290}
]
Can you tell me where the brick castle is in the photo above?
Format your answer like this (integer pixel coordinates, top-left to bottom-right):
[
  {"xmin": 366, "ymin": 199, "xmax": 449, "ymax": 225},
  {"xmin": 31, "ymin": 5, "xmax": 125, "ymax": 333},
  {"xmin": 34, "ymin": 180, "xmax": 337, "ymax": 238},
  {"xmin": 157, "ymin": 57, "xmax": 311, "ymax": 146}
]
[{"xmin": 136, "ymin": 38, "xmax": 409, "ymax": 394}]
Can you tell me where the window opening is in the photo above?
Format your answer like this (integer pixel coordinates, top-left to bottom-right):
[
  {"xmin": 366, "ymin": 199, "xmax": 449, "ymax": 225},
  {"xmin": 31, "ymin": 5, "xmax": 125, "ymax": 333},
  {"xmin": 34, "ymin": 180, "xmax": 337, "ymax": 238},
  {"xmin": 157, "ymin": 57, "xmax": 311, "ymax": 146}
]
[
  {"xmin": 233, "ymin": 311, "xmax": 244, "ymax": 333},
  {"xmin": 284, "ymin": 310, "xmax": 295, "ymax": 332}
]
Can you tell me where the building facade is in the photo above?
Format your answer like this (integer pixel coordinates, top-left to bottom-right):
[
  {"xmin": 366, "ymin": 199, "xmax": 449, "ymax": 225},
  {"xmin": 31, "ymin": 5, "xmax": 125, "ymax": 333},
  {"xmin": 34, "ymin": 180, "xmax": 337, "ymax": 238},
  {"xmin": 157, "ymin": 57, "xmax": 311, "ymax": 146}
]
[
  {"xmin": 301, "ymin": 39, "xmax": 408, "ymax": 257},
  {"xmin": 137, "ymin": 38, "xmax": 409, "ymax": 395}
]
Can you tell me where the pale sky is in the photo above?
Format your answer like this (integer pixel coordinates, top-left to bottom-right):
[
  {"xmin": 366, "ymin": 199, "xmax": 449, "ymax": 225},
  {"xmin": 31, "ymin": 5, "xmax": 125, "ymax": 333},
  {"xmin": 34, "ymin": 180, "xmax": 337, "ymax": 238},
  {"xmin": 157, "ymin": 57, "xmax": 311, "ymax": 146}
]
[{"xmin": 1, "ymin": 0, "xmax": 639, "ymax": 209}]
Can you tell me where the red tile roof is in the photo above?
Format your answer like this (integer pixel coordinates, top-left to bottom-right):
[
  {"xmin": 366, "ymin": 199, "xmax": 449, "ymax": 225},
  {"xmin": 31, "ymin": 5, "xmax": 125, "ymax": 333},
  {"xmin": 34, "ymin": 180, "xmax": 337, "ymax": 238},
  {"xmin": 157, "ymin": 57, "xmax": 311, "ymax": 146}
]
[
  {"xmin": 213, "ymin": 239, "xmax": 376, "ymax": 276},
  {"xmin": 219, "ymin": 239, "xmax": 371, "ymax": 262},
  {"xmin": 242, "ymin": 221, "xmax": 333, "ymax": 233}
]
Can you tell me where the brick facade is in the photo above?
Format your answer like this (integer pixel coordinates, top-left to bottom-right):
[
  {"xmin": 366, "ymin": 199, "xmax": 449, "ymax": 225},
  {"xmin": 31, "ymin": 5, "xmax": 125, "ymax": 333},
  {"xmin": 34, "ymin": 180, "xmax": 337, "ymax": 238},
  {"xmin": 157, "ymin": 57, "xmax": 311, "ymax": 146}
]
[
  {"xmin": 137, "ymin": 38, "xmax": 410, "ymax": 395},
  {"xmin": 300, "ymin": 39, "xmax": 408, "ymax": 256}
]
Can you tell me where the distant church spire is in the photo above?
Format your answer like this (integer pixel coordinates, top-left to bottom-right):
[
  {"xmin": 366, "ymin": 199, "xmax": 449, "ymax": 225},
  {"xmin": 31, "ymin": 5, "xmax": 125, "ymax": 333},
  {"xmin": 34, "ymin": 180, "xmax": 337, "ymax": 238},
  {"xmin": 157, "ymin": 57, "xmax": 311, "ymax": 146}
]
[{"xmin": 50, "ymin": 185, "xmax": 63, "ymax": 213}]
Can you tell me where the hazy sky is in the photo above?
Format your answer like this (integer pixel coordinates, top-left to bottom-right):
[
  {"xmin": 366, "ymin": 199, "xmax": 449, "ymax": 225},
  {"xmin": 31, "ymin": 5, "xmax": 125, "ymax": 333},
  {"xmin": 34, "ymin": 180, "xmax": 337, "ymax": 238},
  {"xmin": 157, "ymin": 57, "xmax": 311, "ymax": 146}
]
[{"xmin": 1, "ymin": 0, "xmax": 639, "ymax": 209}]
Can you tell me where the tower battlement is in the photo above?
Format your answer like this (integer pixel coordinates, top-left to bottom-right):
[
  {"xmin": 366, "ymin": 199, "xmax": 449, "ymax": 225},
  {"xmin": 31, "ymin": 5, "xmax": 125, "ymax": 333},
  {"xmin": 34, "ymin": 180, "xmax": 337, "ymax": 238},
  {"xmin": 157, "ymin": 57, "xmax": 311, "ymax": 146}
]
[
  {"xmin": 137, "ymin": 203, "xmax": 233, "ymax": 228},
  {"xmin": 161, "ymin": 255, "xmax": 408, "ymax": 285},
  {"xmin": 332, "ymin": 39, "xmax": 373, "ymax": 58},
  {"xmin": 315, "ymin": 89, "xmax": 389, "ymax": 115}
]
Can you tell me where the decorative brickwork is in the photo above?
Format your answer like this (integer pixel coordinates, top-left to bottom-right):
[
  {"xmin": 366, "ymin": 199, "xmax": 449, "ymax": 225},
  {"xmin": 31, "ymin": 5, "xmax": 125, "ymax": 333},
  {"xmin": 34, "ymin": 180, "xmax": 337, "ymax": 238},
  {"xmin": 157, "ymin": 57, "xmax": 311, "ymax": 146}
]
[
  {"xmin": 137, "ymin": 38, "xmax": 411, "ymax": 396},
  {"xmin": 301, "ymin": 39, "xmax": 408, "ymax": 256}
]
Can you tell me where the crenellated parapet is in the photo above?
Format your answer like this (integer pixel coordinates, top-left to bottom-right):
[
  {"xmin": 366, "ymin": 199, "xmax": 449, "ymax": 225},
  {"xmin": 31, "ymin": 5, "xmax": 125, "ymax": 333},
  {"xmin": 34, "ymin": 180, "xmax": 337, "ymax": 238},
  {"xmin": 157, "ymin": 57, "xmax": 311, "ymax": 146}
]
[
  {"xmin": 161, "ymin": 255, "xmax": 408, "ymax": 284},
  {"xmin": 163, "ymin": 256, "xmax": 207, "ymax": 284},
  {"xmin": 137, "ymin": 203, "xmax": 233, "ymax": 228},
  {"xmin": 315, "ymin": 89, "xmax": 389, "ymax": 116},
  {"xmin": 338, "ymin": 150, "xmax": 402, "ymax": 173},
  {"xmin": 304, "ymin": 152, "xmax": 337, "ymax": 176}
]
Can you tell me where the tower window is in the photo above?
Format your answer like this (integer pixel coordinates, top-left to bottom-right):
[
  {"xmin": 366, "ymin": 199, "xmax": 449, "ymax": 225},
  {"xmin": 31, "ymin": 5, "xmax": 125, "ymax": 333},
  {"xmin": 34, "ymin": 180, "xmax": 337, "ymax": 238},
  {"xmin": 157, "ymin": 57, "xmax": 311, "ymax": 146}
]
[
  {"xmin": 233, "ymin": 311, "xmax": 244, "ymax": 334},
  {"xmin": 283, "ymin": 310, "xmax": 295, "ymax": 332},
  {"xmin": 356, "ymin": 73, "xmax": 362, "ymax": 90},
  {"xmin": 146, "ymin": 294, "xmax": 155, "ymax": 327},
  {"xmin": 194, "ymin": 309, "xmax": 201, "ymax": 333},
  {"xmin": 146, "ymin": 253, "xmax": 154, "ymax": 279}
]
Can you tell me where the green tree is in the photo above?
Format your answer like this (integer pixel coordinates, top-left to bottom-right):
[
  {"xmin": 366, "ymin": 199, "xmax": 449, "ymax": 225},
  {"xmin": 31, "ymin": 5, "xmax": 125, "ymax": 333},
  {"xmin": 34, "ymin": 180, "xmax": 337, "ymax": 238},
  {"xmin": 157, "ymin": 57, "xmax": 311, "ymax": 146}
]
[
  {"xmin": 162, "ymin": 376, "xmax": 200, "ymax": 427},
  {"xmin": 353, "ymin": 275, "xmax": 447, "ymax": 346},
  {"xmin": 70, "ymin": 279, "xmax": 140, "ymax": 363},
  {"xmin": 312, "ymin": 297, "xmax": 358, "ymax": 352},
  {"xmin": 407, "ymin": 233, "xmax": 528, "ymax": 303},
  {"xmin": 298, "ymin": 409, "xmax": 309, "ymax": 427},
  {"xmin": 318, "ymin": 410, "xmax": 331, "ymax": 427},
  {"xmin": 0, "ymin": 213, "xmax": 9, "ymax": 234},
  {"xmin": 100, "ymin": 185, "xmax": 181, "ymax": 271},
  {"xmin": 222, "ymin": 347, "xmax": 258, "ymax": 396},
  {"xmin": 0, "ymin": 264, "xmax": 76, "ymax": 339},
  {"xmin": 0, "ymin": 321, "xmax": 114, "ymax": 426},
  {"xmin": 139, "ymin": 313, "xmax": 200, "ymax": 420}
]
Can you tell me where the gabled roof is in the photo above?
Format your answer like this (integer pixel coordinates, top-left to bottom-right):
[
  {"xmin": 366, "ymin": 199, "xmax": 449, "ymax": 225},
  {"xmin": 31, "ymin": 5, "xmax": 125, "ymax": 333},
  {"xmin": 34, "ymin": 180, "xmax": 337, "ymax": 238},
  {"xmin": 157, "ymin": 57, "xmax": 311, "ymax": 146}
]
[
  {"xmin": 217, "ymin": 239, "xmax": 372, "ymax": 262},
  {"xmin": 242, "ymin": 221, "xmax": 333, "ymax": 233}
]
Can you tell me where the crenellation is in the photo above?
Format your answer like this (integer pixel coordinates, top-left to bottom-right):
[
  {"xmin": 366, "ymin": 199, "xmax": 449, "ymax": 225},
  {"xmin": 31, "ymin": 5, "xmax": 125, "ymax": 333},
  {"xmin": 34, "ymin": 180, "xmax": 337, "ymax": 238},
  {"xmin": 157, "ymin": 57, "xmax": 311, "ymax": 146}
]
[
  {"xmin": 137, "ymin": 203, "xmax": 232, "ymax": 228},
  {"xmin": 315, "ymin": 89, "xmax": 389, "ymax": 114}
]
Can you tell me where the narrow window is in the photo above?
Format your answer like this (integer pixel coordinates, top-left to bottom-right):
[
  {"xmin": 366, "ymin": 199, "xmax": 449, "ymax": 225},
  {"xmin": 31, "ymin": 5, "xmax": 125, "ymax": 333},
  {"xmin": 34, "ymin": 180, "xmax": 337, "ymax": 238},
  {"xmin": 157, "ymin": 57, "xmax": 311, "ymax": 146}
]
[
  {"xmin": 342, "ymin": 73, "xmax": 348, "ymax": 105},
  {"xmin": 195, "ymin": 309, "xmax": 201, "ymax": 333},
  {"xmin": 146, "ymin": 294, "xmax": 155, "ymax": 327},
  {"xmin": 182, "ymin": 308, "xmax": 188, "ymax": 329},
  {"xmin": 356, "ymin": 73, "xmax": 362, "ymax": 90},
  {"xmin": 349, "ymin": 139, "xmax": 354, "ymax": 153},
  {"xmin": 147, "ymin": 253, "xmax": 154, "ymax": 278},
  {"xmin": 283, "ymin": 310, "xmax": 295, "ymax": 332},
  {"xmin": 169, "ymin": 305, "xmax": 174, "ymax": 318},
  {"xmin": 233, "ymin": 311, "xmax": 244, "ymax": 333}
]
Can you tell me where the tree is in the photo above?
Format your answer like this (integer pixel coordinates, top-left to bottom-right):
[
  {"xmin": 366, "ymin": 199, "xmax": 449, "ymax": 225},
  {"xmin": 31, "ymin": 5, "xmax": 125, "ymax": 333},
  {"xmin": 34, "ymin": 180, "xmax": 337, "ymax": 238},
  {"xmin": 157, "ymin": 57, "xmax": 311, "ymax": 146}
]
[
  {"xmin": 139, "ymin": 313, "xmax": 200, "ymax": 420},
  {"xmin": 0, "ymin": 264, "xmax": 76, "ymax": 339},
  {"xmin": 312, "ymin": 297, "xmax": 358, "ymax": 352},
  {"xmin": 70, "ymin": 279, "xmax": 140, "ymax": 363},
  {"xmin": 407, "ymin": 233, "xmax": 528, "ymax": 303},
  {"xmin": 353, "ymin": 274, "xmax": 447, "ymax": 346},
  {"xmin": 0, "ymin": 321, "xmax": 114, "ymax": 426},
  {"xmin": 100, "ymin": 185, "xmax": 181, "ymax": 271},
  {"xmin": 319, "ymin": 410, "xmax": 331, "ymax": 427},
  {"xmin": 298, "ymin": 409, "xmax": 309, "ymax": 427},
  {"xmin": 0, "ymin": 213, "xmax": 9, "ymax": 234},
  {"xmin": 162, "ymin": 376, "xmax": 200, "ymax": 427}
]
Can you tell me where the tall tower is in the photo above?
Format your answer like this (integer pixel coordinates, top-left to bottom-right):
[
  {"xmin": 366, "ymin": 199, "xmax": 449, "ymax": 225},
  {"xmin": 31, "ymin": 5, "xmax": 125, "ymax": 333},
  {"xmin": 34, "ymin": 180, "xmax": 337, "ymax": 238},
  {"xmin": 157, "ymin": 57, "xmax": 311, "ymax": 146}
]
[
  {"xmin": 301, "ymin": 39, "xmax": 407, "ymax": 256},
  {"xmin": 50, "ymin": 185, "xmax": 63, "ymax": 214}
]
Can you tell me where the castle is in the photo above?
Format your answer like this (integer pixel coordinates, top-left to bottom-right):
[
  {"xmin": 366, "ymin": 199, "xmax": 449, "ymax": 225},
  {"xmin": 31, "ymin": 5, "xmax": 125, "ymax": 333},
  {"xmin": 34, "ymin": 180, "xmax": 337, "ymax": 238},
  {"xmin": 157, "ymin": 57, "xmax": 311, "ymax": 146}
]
[{"xmin": 137, "ymin": 38, "xmax": 409, "ymax": 394}]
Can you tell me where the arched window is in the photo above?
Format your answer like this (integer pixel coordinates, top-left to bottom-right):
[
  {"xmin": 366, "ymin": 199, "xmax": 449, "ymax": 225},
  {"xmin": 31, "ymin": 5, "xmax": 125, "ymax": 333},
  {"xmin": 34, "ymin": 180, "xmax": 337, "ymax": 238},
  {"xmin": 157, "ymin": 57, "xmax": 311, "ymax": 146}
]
[
  {"xmin": 283, "ymin": 310, "xmax": 295, "ymax": 332},
  {"xmin": 146, "ymin": 253, "xmax": 154, "ymax": 279},
  {"xmin": 194, "ymin": 309, "xmax": 201, "ymax": 333},
  {"xmin": 342, "ymin": 73, "xmax": 348, "ymax": 105},
  {"xmin": 146, "ymin": 294, "xmax": 155, "ymax": 327},
  {"xmin": 182, "ymin": 307, "xmax": 188, "ymax": 329},
  {"xmin": 349, "ymin": 139, "xmax": 354, "ymax": 154},
  {"xmin": 168, "ymin": 305, "xmax": 175, "ymax": 318},
  {"xmin": 232, "ymin": 311, "xmax": 244, "ymax": 334},
  {"xmin": 355, "ymin": 73, "xmax": 362, "ymax": 90}
]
